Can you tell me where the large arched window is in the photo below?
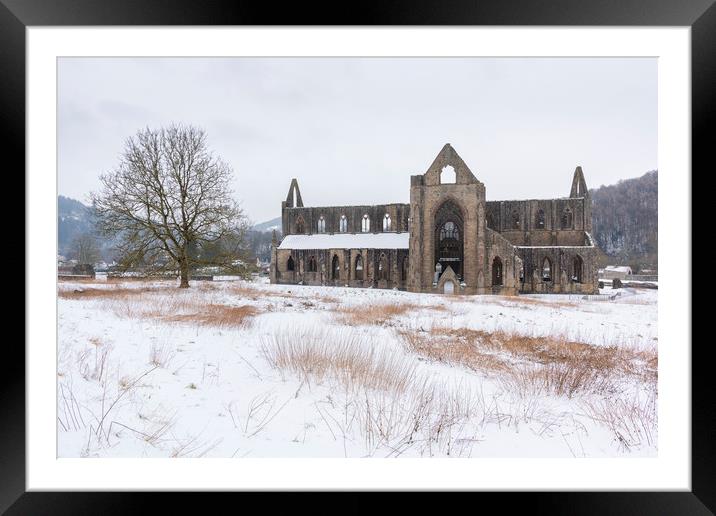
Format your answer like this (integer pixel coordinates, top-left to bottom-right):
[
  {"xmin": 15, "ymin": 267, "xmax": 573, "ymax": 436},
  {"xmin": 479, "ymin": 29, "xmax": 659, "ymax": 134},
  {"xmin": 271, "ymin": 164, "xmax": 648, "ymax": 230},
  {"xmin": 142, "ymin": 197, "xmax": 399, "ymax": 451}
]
[
  {"xmin": 354, "ymin": 254, "xmax": 363, "ymax": 280},
  {"xmin": 434, "ymin": 199, "xmax": 464, "ymax": 279},
  {"xmin": 492, "ymin": 257, "xmax": 503, "ymax": 286},
  {"xmin": 286, "ymin": 256, "xmax": 295, "ymax": 272},
  {"xmin": 361, "ymin": 214, "xmax": 370, "ymax": 233},
  {"xmin": 339, "ymin": 215, "xmax": 347, "ymax": 233},
  {"xmin": 561, "ymin": 208, "xmax": 573, "ymax": 229},
  {"xmin": 317, "ymin": 215, "xmax": 326, "ymax": 233},
  {"xmin": 307, "ymin": 255, "xmax": 318, "ymax": 273},
  {"xmin": 383, "ymin": 213, "xmax": 392, "ymax": 232},
  {"xmin": 377, "ymin": 253, "xmax": 388, "ymax": 281},
  {"xmin": 536, "ymin": 209, "xmax": 545, "ymax": 229},
  {"xmin": 295, "ymin": 216, "xmax": 305, "ymax": 234},
  {"xmin": 572, "ymin": 255, "xmax": 583, "ymax": 283},
  {"xmin": 511, "ymin": 210, "xmax": 520, "ymax": 229},
  {"xmin": 542, "ymin": 257, "xmax": 553, "ymax": 282},
  {"xmin": 331, "ymin": 254, "xmax": 340, "ymax": 280}
]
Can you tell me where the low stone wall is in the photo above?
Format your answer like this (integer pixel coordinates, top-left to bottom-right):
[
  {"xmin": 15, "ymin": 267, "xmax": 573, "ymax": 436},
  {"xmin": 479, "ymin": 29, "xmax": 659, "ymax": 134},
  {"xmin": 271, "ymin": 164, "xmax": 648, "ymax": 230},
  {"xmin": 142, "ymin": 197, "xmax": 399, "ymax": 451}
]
[{"xmin": 626, "ymin": 274, "xmax": 658, "ymax": 282}]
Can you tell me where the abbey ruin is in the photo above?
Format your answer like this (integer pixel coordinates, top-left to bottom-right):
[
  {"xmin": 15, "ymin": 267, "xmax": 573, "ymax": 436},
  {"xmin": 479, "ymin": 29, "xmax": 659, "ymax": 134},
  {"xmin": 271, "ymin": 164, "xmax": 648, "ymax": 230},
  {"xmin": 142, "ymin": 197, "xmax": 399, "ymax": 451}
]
[{"xmin": 270, "ymin": 144, "xmax": 599, "ymax": 295}]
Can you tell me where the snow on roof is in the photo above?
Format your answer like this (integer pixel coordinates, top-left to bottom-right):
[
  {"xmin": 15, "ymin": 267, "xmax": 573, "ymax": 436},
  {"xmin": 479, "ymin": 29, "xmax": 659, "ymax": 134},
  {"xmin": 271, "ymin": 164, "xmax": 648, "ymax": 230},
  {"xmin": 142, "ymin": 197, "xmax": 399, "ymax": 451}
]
[
  {"xmin": 605, "ymin": 266, "xmax": 632, "ymax": 273},
  {"xmin": 278, "ymin": 232, "xmax": 409, "ymax": 250}
]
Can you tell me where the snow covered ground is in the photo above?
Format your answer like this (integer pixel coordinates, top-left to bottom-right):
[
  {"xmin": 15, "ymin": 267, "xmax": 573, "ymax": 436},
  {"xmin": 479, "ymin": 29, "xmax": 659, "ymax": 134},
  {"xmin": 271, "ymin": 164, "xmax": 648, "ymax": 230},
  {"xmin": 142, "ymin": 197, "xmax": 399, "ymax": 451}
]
[{"xmin": 57, "ymin": 278, "xmax": 657, "ymax": 458}]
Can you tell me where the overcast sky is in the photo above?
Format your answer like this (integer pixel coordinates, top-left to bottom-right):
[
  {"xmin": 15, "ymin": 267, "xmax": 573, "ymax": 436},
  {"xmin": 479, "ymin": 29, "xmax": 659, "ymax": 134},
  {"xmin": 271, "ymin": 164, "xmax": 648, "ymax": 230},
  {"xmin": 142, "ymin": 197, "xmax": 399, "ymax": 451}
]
[{"xmin": 58, "ymin": 57, "xmax": 656, "ymax": 223}]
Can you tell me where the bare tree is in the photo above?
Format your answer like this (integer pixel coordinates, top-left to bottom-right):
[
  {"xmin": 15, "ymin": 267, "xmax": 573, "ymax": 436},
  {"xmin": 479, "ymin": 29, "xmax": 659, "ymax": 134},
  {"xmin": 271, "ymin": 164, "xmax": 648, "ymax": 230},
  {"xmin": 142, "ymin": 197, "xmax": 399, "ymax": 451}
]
[
  {"xmin": 91, "ymin": 124, "xmax": 249, "ymax": 287},
  {"xmin": 71, "ymin": 233, "xmax": 100, "ymax": 265}
]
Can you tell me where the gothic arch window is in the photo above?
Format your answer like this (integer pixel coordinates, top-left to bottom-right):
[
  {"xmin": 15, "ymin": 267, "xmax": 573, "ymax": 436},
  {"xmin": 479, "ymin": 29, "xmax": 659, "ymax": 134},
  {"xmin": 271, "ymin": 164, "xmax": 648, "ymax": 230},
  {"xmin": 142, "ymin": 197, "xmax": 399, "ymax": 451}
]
[
  {"xmin": 536, "ymin": 209, "xmax": 545, "ymax": 229},
  {"xmin": 492, "ymin": 257, "xmax": 503, "ymax": 286},
  {"xmin": 287, "ymin": 256, "xmax": 295, "ymax": 272},
  {"xmin": 561, "ymin": 207, "xmax": 573, "ymax": 229},
  {"xmin": 440, "ymin": 165, "xmax": 456, "ymax": 184},
  {"xmin": 361, "ymin": 214, "xmax": 370, "ymax": 233},
  {"xmin": 511, "ymin": 210, "xmax": 520, "ymax": 229},
  {"xmin": 355, "ymin": 254, "xmax": 363, "ymax": 280},
  {"xmin": 572, "ymin": 255, "xmax": 583, "ymax": 283},
  {"xmin": 486, "ymin": 210, "xmax": 496, "ymax": 229},
  {"xmin": 401, "ymin": 256, "xmax": 409, "ymax": 282},
  {"xmin": 377, "ymin": 253, "xmax": 388, "ymax": 281},
  {"xmin": 317, "ymin": 215, "xmax": 326, "ymax": 233},
  {"xmin": 339, "ymin": 214, "xmax": 347, "ymax": 233},
  {"xmin": 542, "ymin": 257, "xmax": 553, "ymax": 282},
  {"xmin": 295, "ymin": 216, "xmax": 305, "ymax": 234},
  {"xmin": 383, "ymin": 213, "xmax": 392, "ymax": 232},
  {"xmin": 307, "ymin": 255, "xmax": 318, "ymax": 273},
  {"xmin": 434, "ymin": 199, "xmax": 464, "ymax": 279},
  {"xmin": 331, "ymin": 254, "xmax": 340, "ymax": 280}
]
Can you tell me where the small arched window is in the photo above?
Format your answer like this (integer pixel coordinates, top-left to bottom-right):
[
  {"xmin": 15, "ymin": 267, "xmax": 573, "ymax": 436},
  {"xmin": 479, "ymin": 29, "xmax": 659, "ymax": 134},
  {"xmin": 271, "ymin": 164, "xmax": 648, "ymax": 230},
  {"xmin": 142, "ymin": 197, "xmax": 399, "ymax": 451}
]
[
  {"xmin": 542, "ymin": 258, "xmax": 552, "ymax": 282},
  {"xmin": 511, "ymin": 210, "xmax": 520, "ymax": 229},
  {"xmin": 536, "ymin": 209, "xmax": 545, "ymax": 229},
  {"xmin": 339, "ymin": 215, "xmax": 347, "ymax": 233},
  {"xmin": 492, "ymin": 257, "xmax": 503, "ymax": 286},
  {"xmin": 561, "ymin": 208, "xmax": 573, "ymax": 229},
  {"xmin": 317, "ymin": 215, "xmax": 326, "ymax": 233},
  {"xmin": 355, "ymin": 254, "xmax": 363, "ymax": 280},
  {"xmin": 383, "ymin": 213, "xmax": 392, "ymax": 232},
  {"xmin": 286, "ymin": 256, "xmax": 295, "ymax": 272},
  {"xmin": 331, "ymin": 254, "xmax": 340, "ymax": 280},
  {"xmin": 572, "ymin": 255, "xmax": 583, "ymax": 283},
  {"xmin": 361, "ymin": 214, "xmax": 370, "ymax": 233},
  {"xmin": 295, "ymin": 216, "xmax": 305, "ymax": 234},
  {"xmin": 307, "ymin": 255, "xmax": 318, "ymax": 273},
  {"xmin": 377, "ymin": 253, "xmax": 388, "ymax": 281}
]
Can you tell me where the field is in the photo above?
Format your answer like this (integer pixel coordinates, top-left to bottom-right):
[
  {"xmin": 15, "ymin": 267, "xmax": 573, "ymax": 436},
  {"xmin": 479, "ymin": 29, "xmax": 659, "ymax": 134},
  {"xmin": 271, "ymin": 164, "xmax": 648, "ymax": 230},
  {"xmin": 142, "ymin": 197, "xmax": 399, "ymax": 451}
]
[{"xmin": 57, "ymin": 277, "xmax": 658, "ymax": 458}]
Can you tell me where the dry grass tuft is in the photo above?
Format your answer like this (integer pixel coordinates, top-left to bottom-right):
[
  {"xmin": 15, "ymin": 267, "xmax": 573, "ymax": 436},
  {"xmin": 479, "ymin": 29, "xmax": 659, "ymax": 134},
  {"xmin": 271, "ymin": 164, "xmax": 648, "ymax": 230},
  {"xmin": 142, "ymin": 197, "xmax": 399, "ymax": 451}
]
[
  {"xmin": 165, "ymin": 304, "xmax": 258, "ymax": 328},
  {"xmin": 261, "ymin": 328, "xmax": 419, "ymax": 394},
  {"xmin": 339, "ymin": 302, "xmax": 445, "ymax": 326},
  {"xmin": 489, "ymin": 296, "xmax": 576, "ymax": 310},
  {"xmin": 401, "ymin": 326, "xmax": 657, "ymax": 398},
  {"xmin": 60, "ymin": 281, "xmax": 259, "ymax": 329},
  {"xmin": 582, "ymin": 392, "xmax": 657, "ymax": 451},
  {"xmin": 58, "ymin": 285, "xmax": 158, "ymax": 300}
]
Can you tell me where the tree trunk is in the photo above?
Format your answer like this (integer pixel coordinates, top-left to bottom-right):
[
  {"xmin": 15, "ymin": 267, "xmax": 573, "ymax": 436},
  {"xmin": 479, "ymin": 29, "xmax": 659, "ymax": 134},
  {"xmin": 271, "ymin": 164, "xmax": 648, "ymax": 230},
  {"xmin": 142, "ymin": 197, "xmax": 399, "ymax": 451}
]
[{"xmin": 179, "ymin": 259, "xmax": 190, "ymax": 288}]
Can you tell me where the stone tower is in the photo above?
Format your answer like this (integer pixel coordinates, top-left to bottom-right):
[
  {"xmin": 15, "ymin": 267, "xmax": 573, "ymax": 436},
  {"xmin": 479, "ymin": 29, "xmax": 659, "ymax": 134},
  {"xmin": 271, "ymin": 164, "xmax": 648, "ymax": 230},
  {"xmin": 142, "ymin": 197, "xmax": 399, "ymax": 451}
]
[{"xmin": 407, "ymin": 144, "xmax": 488, "ymax": 294}]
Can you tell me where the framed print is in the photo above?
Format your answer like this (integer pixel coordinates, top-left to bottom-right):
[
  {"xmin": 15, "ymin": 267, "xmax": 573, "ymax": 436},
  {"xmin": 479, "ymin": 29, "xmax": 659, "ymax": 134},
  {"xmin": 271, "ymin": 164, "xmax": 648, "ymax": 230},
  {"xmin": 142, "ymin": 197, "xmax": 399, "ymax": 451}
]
[{"xmin": 7, "ymin": 0, "xmax": 711, "ymax": 512}]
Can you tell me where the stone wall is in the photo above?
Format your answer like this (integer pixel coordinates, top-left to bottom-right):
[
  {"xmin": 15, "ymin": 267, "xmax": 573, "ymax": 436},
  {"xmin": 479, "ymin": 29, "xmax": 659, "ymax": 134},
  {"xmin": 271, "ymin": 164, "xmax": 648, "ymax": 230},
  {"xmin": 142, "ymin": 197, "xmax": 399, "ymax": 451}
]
[
  {"xmin": 274, "ymin": 247, "xmax": 409, "ymax": 289},
  {"xmin": 283, "ymin": 203, "xmax": 410, "ymax": 237}
]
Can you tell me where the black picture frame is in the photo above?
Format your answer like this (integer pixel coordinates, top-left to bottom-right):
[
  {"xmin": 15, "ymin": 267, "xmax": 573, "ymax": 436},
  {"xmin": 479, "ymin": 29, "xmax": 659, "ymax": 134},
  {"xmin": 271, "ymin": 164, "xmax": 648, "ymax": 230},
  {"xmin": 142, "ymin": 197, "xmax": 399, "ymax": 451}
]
[{"xmin": 6, "ymin": 0, "xmax": 709, "ymax": 512}]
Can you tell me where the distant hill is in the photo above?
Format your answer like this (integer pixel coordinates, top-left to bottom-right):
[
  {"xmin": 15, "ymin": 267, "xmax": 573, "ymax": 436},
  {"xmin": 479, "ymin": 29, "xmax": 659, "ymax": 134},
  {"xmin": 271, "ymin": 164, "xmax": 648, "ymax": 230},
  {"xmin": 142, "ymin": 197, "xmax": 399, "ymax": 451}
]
[
  {"xmin": 58, "ymin": 195, "xmax": 96, "ymax": 258},
  {"xmin": 252, "ymin": 217, "xmax": 282, "ymax": 233},
  {"xmin": 590, "ymin": 170, "xmax": 658, "ymax": 272}
]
